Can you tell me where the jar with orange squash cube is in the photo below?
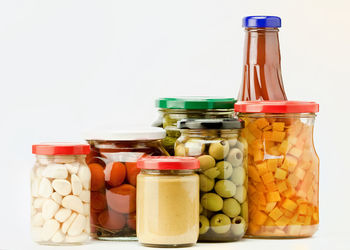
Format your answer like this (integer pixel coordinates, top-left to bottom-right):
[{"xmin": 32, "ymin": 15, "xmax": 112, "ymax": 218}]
[
  {"xmin": 235, "ymin": 101, "xmax": 319, "ymax": 238},
  {"xmin": 84, "ymin": 128, "xmax": 168, "ymax": 240}
]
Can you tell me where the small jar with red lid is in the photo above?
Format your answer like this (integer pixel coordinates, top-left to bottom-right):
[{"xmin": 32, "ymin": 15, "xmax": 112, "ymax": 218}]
[
  {"xmin": 31, "ymin": 143, "xmax": 91, "ymax": 245},
  {"xmin": 235, "ymin": 101, "xmax": 320, "ymax": 238},
  {"xmin": 84, "ymin": 128, "xmax": 168, "ymax": 240},
  {"xmin": 136, "ymin": 156, "xmax": 200, "ymax": 247}
]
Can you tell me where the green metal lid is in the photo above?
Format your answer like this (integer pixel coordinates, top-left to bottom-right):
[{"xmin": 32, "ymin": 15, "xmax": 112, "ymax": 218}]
[{"xmin": 156, "ymin": 97, "xmax": 236, "ymax": 110}]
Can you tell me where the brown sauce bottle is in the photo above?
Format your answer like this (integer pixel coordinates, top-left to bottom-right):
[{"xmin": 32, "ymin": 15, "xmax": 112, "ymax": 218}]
[{"xmin": 238, "ymin": 16, "xmax": 287, "ymax": 101}]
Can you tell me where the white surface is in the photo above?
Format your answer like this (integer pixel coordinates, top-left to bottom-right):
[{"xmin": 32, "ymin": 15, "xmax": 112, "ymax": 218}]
[{"xmin": 0, "ymin": 0, "xmax": 349, "ymax": 249}]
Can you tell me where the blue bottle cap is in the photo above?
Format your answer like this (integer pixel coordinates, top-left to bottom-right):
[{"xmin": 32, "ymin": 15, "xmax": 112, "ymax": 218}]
[{"xmin": 243, "ymin": 16, "xmax": 281, "ymax": 28}]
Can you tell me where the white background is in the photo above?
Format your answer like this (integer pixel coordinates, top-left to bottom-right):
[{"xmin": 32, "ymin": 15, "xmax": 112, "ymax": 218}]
[{"xmin": 0, "ymin": 0, "xmax": 349, "ymax": 249}]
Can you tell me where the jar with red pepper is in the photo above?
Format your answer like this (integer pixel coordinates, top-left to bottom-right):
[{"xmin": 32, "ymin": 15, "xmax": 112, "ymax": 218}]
[{"xmin": 85, "ymin": 128, "xmax": 168, "ymax": 240}]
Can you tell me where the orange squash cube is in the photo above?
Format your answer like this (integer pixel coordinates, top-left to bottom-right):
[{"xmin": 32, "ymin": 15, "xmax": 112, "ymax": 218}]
[
  {"xmin": 275, "ymin": 168, "xmax": 288, "ymax": 180},
  {"xmin": 279, "ymin": 140, "xmax": 291, "ymax": 155},
  {"xmin": 254, "ymin": 150, "xmax": 264, "ymax": 162},
  {"xmin": 266, "ymin": 182, "xmax": 278, "ymax": 192},
  {"xmin": 267, "ymin": 159, "xmax": 279, "ymax": 172},
  {"xmin": 289, "ymin": 147, "xmax": 303, "ymax": 158},
  {"xmin": 288, "ymin": 174, "xmax": 300, "ymax": 188},
  {"xmin": 298, "ymin": 204, "xmax": 308, "ymax": 215},
  {"xmin": 282, "ymin": 199, "xmax": 298, "ymax": 212},
  {"xmin": 272, "ymin": 122, "xmax": 285, "ymax": 132},
  {"xmin": 248, "ymin": 122, "xmax": 262, "ymax": 139},
  {"xmin": 265, "ymin": 202, "xmax": 277, "ymax": 213},
  {"xmin": 262, "ymin": 172, "xmax": 275, "ymax": 184},
  {"xmin": 267, "ymin": 191, "xmax": 281, "ymax": 202},
  {"xmin": 263, "ymin": 131, "xmax": 273, "ymax": 141},
  {"xmin": 256, "ymin": 162, "xmax": 268, "ymax": 175},
  {"xmin": 271, "ymin": 131, "xmax": 286, "ymax": 142},
  {"xmin": 277, "ymin": 181, "xmax": 288, "ymax": 193},
  {"xmin": 248, "ymin": 165, "xmax": 262, "ymax": 182},
  {"xmin": 281, "ymin": 155, "xmax": 298, "ymax": 172},
  {"xmin": 269, "ymin": 207, "xmax": 283, "ymax": 221},
  {"xmin": 275, "ymin": 216, "xmax": 290, "ymax": 226},
  {"xmin": 255, "ymin": 118, "xmax": 270, "ymax": 129},
  {"xmin": 254, "ymin": 211, "xmax": 268, "ymax": 225},
  {"xmin": 294, "ymin": 167, "xmax": 306, "ymax": 180}
]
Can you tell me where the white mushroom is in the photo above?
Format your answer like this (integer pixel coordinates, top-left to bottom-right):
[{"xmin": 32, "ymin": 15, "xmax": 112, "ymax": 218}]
[
  {"xmin": 71, "ymin": 174, "xmax": 82, "ymax": 196},
  {"xmin": 41, "ymin": 219, "xmax": 60, "ymax": 241},
  {"xmin": 54, "ymin": 208, "xmax": 72, "ymax": 223},
  {"xmin": 38, "ymin": 178, "xmax": 53, "ymax": 198},
  {"xmin": 42, "ymin": 199, "xmax": 60, "ymax": 220},
  {"xmin": 52, "ymin": 179, "xmax": 71, "ymax": 196},
  {"xmin": 42, "ymin": 164, "xmax": 68, "ymax": 179},
  {"xmin": 62, "ymin": 195, "xmax": 84, "ymax": 214},
  {"xmin": 78, "ymin": 167, "xmax": 91, "ymax": 190}
]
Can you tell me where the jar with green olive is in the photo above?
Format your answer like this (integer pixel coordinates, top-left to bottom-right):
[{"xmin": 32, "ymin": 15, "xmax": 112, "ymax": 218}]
[
  {"xmin": 154, "ymin": 97, "xmax": 236, "ymax": 155},
  {"xmin": 175, "ymin": 118, "xmax": 248, "ymax": 242}
]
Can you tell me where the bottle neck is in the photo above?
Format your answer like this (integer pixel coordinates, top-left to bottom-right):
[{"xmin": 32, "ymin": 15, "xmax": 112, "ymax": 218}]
[
  {"xmin": 238, "ymin": 28, "xmax": 287, "ymax": 101},
  {"xmin": 244, "ymin": 28, "xmax": 281, "ymax": 67}
]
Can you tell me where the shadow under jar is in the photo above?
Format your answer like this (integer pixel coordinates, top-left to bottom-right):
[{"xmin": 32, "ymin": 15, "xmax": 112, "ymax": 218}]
[
  {"xmin": 84, "ymin": 128, "xmax": 168, "ymax": 240},
  {"xmin": 235, "ymin": 101, "xmax": 319, "ymax": 238},
  {"xmin": 175, "ymin": 118, "xmax": 248, "ymax": 242}
]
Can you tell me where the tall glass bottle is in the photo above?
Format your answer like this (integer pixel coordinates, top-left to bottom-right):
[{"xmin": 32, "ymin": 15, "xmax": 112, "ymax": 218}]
[{"xmin": 238, "ymin": 16, "xmax": 288, "ymax": 101}]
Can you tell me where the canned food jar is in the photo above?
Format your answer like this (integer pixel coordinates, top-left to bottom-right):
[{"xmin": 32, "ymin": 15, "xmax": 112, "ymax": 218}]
[
  {"xmin": 154, "ymin": 97, "xmax": 236, "ymax": 155},
  {"xmin": 175, "ymin": 118, "xmax": 248, "ymax": 242},
  {"xmin": 84, "ymin": 128, "xmax": 168, "ymax": 240},
  {"xmin": 137, "ymin": 156, "xmax": 200, "ymax": 247},
  {"xmin": 235, "ymin": 101, "xmax": 319, "ymax": 238},
  {"xmin": 31, "ymin": 143, "xmax": 91, "ymax": 245}
]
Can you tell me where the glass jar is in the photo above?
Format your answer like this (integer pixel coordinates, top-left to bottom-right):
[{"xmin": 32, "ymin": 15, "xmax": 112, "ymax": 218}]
[
  {"xmin": 31, "ymin": 143, "xmax": 91, "ymax": 245},
  {"xmin": 175, "ymin": 118, "xmax": 248, "ymax": 242},
  {"xmin": 84, "ymin": 128, "xmax": 168, "ymax": 240},
  {"xmin": 154, "ymin": 97, "xmax": 236, "ymax": 155},
  {"xmin": 136, "ymin": 156, "xmax": 200, "ymax": 247},
  {"xmin": 235, "ymin": 101, "xmax": 319, "ymax": 238}
]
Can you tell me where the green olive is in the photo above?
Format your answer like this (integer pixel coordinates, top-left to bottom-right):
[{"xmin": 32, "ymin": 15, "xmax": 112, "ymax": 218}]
[
  {"xmin": 203, "ymin": 167, "xmax": 220, "ymax": 179},
  {"xmin": 199, "ymin": 215, "xmax": 210, "ymax": 235},
  {"xmin": 216, "ymin": 161, "xmax": 233, "ymax": 179},
  {"xmin": 227, "ymin": 148, "xmax": 244, "ymax": 167},
  {"xmin": 201, "ymin": 208, "xmax": 214, "ymax": 218},
  {"xmin": 231, "ymin": 216, "xmax": 246, "ymax": 237},
  {"xmin": 166, "ymin": 129, "xmax": 181, "ymax": 138},
  {"xmin": 201, "ymin": 193, "xmax": 223, "ymax": 212},
  {"xmin": 240, "ymin": 201, "xmax": 248, "ymax": 225},
  {"xmin": 234, "ymin": 185, "xmax": 247, "ymax": 203},
  {"xmin": 222, "ymin": 198, "xmax": 241, "ymax": 218},
  {"xmin": 174, "ymin": 143, "xmax": 186, "ymax": 156},
  {"xmin": 200, "ymin": 174, "xmax": 215, "ymax": 192},
  {"xmin": 185, "ymin": 139, "xmax": 205, "ymax": 156},
  {"xmin": 214, "ymin": 180, "xmax": 236, "ymax": 198},
  {"xmin": 210, "ymin": 214, "xmax": 231, "ymax": 234},
  {"xmin": 208, "ymin": 140, "xmax": 229, "ymax": 160},
  {"xmin": 198, "ymin": 155, "xmax": 216, "ymax": 171},
  {"xmin": 199, "ymin": 203, "xmax": 203, "ymax": 214},
  {"xmin": 230, "ymin": 167, "xmax": 246, "ymax": 186}
]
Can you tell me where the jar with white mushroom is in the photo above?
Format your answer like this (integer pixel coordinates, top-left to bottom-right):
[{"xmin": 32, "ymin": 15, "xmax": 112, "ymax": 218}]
[{"xmin": 31, "ymin": 143, "xmax": 91, "ymax": 245}]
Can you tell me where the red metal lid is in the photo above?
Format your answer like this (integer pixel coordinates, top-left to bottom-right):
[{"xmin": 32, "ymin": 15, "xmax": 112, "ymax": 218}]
[
  {"xmin": 137, "ymin": 156, "xmax": 200, "ymax": 170},
  {"xmin": 235, "ymin": 101, "xmax": 319, "ymax": 113},
  {"xmin": 32, "ymin": 143, "xmax": 90, "ymax": 155}
]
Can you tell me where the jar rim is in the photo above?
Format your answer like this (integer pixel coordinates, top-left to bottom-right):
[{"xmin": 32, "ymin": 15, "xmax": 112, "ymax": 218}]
[
  {"xmin": 235, "ymin": 101, "xmax": 319, "ymax": 113},
  {"xmin": 84, "ymin": 128, "xmax": 166, "ymax": 141}
]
